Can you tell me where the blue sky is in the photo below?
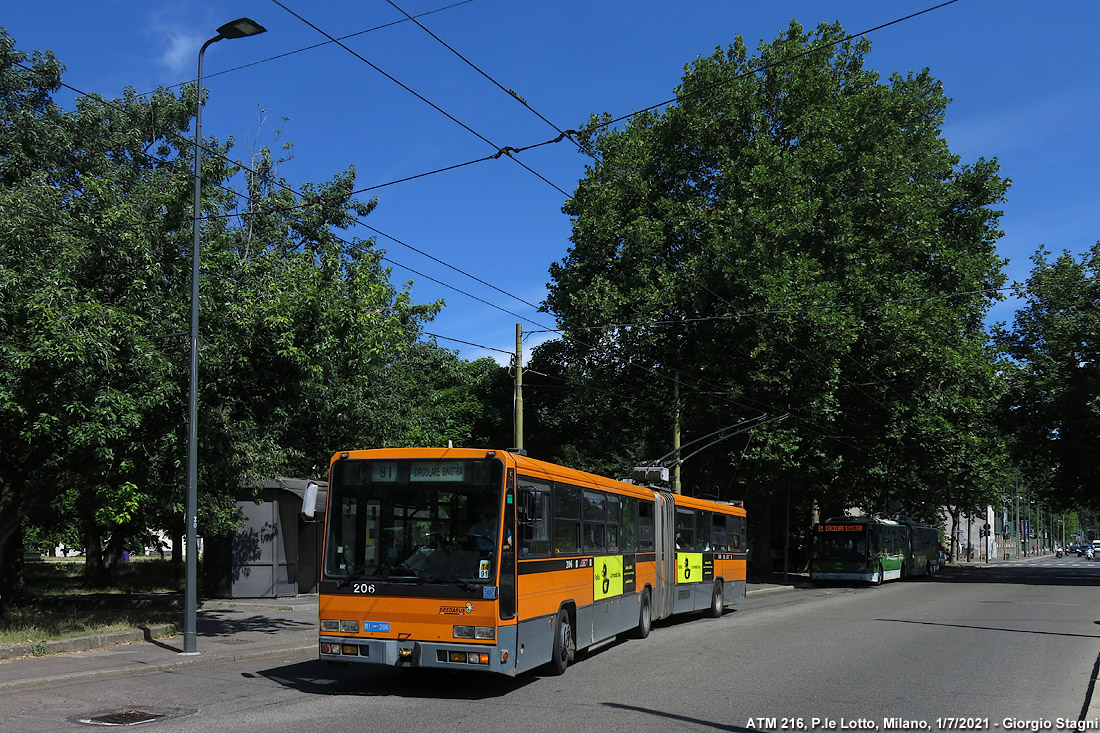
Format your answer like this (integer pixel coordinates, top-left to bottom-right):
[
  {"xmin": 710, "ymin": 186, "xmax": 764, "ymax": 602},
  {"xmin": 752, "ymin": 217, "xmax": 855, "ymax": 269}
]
[{"xmin": 5, "ymin": 1, "xmax": 1098, "ymax": 364}]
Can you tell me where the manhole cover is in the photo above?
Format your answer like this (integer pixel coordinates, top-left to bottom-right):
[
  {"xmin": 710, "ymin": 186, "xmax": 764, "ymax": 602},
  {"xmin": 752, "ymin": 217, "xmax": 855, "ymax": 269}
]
[{"xmin": 82, "ymin": 710, "xmax": 166, "ymax": 726}]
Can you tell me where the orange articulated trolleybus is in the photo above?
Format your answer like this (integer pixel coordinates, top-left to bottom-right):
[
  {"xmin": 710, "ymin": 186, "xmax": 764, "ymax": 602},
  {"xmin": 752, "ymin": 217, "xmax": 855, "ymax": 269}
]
[{"xmin": 317, "ymin": 448, "xmax": 747, "ymax": 676}]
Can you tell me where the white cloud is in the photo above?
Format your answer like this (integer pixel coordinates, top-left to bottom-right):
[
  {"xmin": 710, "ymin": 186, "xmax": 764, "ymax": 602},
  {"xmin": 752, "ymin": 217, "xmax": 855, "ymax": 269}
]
[
  {"xmin": 158, "ymin": 27, "xmax": 204, "ymax": 76},
  {"xmin": 144, "ymin": 5, "xmax": 206, "ymax": 78}
]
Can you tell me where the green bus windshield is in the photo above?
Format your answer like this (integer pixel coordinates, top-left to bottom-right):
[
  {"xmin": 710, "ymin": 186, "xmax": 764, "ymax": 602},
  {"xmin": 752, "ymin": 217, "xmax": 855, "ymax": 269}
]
[{"xmin": 813, "ymin": 525, "xmax": 871, "ymax": 562}]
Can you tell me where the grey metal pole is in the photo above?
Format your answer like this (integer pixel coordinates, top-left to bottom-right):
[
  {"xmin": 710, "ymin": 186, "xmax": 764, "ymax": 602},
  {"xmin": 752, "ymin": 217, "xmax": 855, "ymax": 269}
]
[
  {"xmin": 1014, "ymin": 485, "xmax": 1019, "ymax": 558},
  {"xmin": 185, "ymin": 16, "xmax": 266, "ymax": 657},
  {"xmin": 186, "ymin": 32, "xmax": 222, "ymax": 655}
]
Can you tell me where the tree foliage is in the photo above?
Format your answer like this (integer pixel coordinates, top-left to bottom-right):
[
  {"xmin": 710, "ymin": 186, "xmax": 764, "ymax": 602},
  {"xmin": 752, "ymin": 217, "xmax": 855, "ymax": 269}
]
[
  {"xmin": 0, "ymin": 28, "xmax": 501, "ymax": 595},
  {"xmin": 995, "ymin": 244, "xmax": 1100, "ymax": 510},
  {"xmin": 541, "ymin": 21, "xmax": 1010, "ymax": 562}
]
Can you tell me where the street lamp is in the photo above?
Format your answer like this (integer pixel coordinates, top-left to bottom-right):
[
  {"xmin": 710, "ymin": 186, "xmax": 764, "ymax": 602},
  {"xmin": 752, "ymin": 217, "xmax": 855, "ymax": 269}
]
[{"xmin": 186, "ymin": 16, "xmax": 267, "ymax": 655}]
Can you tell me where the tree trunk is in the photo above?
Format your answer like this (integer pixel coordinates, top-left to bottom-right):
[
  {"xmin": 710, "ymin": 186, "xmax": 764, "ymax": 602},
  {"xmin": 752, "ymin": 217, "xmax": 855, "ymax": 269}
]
[
  {"xmin": 169, "ymin": 519, "xmax": 183, "ymax": 567},
  {"xmin": 747, "ymin": 491, "xmax": 776, "ymax": 575},
  {"xmin": 80, "ymin": 494, "xmax": 111, "ymax": 588},
  {"xmin": 0, "ymin": 506, "xmax": 26, "ymax": 606}
]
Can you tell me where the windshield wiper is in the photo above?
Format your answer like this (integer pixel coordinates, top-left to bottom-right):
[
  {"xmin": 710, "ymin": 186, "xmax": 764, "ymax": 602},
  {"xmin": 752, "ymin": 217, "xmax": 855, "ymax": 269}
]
[{"xmin": 336, "ymin": 565, "xmax": 372, "ymax": 589}]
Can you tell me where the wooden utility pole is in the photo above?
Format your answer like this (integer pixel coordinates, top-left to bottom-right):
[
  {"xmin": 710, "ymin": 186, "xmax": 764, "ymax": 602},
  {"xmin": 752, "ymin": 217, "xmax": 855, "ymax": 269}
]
[
  {"xmin": 672, "ymin": 373, "xmax": 681, "ymax": 493},
  {"xmin": 514, "ymin": 323, "xmax": 523, "ymax": 451}
]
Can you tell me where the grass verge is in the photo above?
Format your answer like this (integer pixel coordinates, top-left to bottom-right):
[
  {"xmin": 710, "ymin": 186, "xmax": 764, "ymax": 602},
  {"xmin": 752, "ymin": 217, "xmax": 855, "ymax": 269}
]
[{"xmin": 0, "ymin": 559, "xmax": 182, "ymax": 647}]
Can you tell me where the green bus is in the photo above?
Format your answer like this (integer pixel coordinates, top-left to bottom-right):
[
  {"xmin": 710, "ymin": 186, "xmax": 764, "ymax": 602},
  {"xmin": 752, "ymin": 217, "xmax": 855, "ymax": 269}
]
[{"xmin": 810, "ymin": 516, "xmax": 941, "ymax": 584}]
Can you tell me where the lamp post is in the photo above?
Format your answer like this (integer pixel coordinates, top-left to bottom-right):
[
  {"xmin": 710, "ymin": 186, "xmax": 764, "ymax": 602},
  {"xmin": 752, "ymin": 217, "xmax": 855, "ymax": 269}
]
[{"xmin": 186, "ymin": 17, "xmax": 267, "ymax": 655}]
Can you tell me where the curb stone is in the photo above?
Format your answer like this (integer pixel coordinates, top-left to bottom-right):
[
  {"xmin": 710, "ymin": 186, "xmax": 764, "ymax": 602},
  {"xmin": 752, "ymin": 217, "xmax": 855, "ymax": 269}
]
[
  {"xmin": 0, "ymin": 643, "xmax": 317, "ymax": 692},
  {"xmin": 0, "ymin": 624, "xmax": 176, "ymax": 661}
]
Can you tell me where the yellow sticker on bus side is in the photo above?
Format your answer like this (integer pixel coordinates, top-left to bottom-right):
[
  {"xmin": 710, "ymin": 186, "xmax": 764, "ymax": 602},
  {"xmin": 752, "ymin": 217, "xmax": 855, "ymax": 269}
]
[
  {"xmin": 593, "ymin": 556, "xmax": 624, "ymax": 600},
  {"xmin": 677, "ymin": 552, "xmax": 703, "ymax": 583}
]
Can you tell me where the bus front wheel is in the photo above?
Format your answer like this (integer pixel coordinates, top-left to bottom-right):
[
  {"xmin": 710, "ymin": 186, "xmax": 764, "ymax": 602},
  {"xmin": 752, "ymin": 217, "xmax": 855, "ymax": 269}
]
[{"xmin": 549, "ymin": 608, "xmax": 574, "ymax": 676}]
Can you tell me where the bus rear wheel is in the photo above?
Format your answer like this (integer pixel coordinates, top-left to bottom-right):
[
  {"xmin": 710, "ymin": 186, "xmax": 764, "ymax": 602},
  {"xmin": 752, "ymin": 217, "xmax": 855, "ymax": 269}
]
[
  {"xmin": 873, "ymin": 566, "xmax": 884, "ymax": 586},
  {"xmin": 548, "ymin": 608, "xmax": 574, "ymax": 676},
  {"xmin": 707, "ymin": 581, "xmax": 724, "ymax": 618},
  {"xmin": 632, "ymin": 589, "xmax": 652, "ymax": 639}
]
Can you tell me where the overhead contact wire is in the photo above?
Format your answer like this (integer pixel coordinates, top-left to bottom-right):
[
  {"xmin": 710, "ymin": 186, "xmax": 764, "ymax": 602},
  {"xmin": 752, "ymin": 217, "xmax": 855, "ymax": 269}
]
[{"xmin": 269, "ymin": 0, "xmax": 571, "ymax": 197}]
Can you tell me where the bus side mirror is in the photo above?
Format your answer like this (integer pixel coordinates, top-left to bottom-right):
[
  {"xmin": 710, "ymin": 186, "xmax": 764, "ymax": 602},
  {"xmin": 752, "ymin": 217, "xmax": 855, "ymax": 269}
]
[
  {"xmin": 301, "ymin": 482, "xmax": 319, "ymax": 521},
  {"xmin": 518, "ymin": 490, "xmax": 542, "ymax": 525}
]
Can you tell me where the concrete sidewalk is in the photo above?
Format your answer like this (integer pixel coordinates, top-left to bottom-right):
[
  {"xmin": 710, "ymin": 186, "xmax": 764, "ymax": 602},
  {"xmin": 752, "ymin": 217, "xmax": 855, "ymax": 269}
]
[
  {"xmin": 0, "ymin": 597, "xmax": 320, "ymax": 691},
  {"xmin": 0, "ymin": 582, "xmax": 798, "ymax": 689}
]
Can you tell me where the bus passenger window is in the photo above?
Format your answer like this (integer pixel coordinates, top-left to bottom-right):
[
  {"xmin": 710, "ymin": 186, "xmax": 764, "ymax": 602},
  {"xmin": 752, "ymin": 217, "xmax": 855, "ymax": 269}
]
[
  {"xmin": 605, "ymin": 497, "xmax": 620, "ymax": 552},
  {"xmin": 554, "ymin": 520, "xmax": 579, "ymax": 554},
  {"xmin": 732, "ymin": 517, "xmax": 745, "ymax": 550},
  {"xmin": 620, "ymin": 497, "xmax": 638, "ymax": 553},
  {"xmin": 697, "ymin": 511, "xmax": 712, "ymax": 551},
  {"xmin": 638, "ymin": 501, "xmax": 655, "ymax": 551},
  {"xmin": 675, "ymin": 509, "xmax": 694, "ymax": 550},
  {"xmin": 711, "ymin": 514, "xmax": 728, "ymax": 551},
  {"xmin": 583, "ymin": 491, "xmax": 606, "ymax": 553},
  {"xmin": 553, "ymin": 485, "xmax": 581, "ymax": 554},
  {"xmin": 583, "ymin": 522, "xmax": 605, "ymax": 552},
  {"xmin": 518, "ymin": 483, "xmax": 551, "ymax": 556}
]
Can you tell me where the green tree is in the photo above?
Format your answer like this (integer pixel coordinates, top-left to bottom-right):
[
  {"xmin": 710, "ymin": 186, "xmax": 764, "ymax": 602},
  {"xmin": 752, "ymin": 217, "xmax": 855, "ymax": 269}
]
[
  {"xmin": 544, "ymin": 21, "xmax": 1009, "ymax": 566},
  {"xmin": 995, "ymin": 244, "xmax": 1100, "ymax": 510},
  {"xmin": 0, "ymin": 31, "xmax": 192, "ymax": 590},
  {"xmin": 367, "ymin": 341, "xmax": 512, "ymax": 449},
  {"xmin": 0, "ymin": 28, "xmax": 447, "ymax": 594}
]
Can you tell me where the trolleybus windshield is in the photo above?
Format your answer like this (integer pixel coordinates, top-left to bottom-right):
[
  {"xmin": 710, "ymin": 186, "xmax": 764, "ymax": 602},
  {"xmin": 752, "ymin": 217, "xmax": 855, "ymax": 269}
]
[
  {"xmin": 813, "ymin": 525, "xmax": 870, "ymax": 561},
  {"xmin": 324, "ymin": 458, "xmax": 504, "ymax": 585}
]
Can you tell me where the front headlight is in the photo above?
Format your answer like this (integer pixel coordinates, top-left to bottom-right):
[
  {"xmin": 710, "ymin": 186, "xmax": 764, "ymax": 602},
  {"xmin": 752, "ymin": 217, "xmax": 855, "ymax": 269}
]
[{"xmin": 454, "ymin": 625, "xmax": 495, "ymax": 640}]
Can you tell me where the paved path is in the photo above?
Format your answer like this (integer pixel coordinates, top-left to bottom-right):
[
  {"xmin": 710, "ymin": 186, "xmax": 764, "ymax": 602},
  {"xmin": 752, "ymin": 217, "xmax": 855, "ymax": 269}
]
[
  {"xmin": 0, "ymin": 581, "xmax": 801, "ymax": 689},
  {"xmin": 12, "ymin": 560, "xmax": 1073, "ymax": 690}
]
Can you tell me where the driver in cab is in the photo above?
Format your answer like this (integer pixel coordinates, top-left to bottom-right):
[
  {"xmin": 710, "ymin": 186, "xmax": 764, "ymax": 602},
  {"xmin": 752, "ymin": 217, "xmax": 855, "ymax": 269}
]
[{"xmin": 468, "ymin": 499, "xmax": 499, "ymax": 551}]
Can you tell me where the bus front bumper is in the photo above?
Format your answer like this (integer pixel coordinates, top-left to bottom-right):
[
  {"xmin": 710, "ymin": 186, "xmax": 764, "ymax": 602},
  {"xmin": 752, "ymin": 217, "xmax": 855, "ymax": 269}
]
[
  {"xmin": 810, "ymin": 571, "xmax": 875, "ymax": 582},
  {"xmin": 319, "ymin": 636, "xmax": 515, "ymax": 674}
]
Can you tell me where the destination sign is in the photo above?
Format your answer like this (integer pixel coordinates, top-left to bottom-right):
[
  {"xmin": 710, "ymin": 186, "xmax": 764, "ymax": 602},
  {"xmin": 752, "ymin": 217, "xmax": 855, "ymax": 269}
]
[
  {"xmin": 816, "ymin": 524, "xmax": 865, "ymax": 532},
  {"xmin": 409, "ymin": 461, "xmax": 466, "ymax": 482}
]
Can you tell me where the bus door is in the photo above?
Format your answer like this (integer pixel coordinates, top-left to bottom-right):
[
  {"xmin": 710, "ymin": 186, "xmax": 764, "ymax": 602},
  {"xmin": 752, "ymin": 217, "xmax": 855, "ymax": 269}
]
[
  {"xmin": 652, "ymin": 491, "xmax": 676, "ymax": 620},
  {"xmin": 500, "ymin": 472, "xmax": 517, "ymax": 621}
]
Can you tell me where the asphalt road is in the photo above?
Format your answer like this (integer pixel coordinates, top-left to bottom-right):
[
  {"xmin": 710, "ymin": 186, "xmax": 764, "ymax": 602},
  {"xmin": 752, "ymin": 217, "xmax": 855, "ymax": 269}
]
[{"xmin": 5, "ymin": 556, "xmax": 1099, "ymax": 732}]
